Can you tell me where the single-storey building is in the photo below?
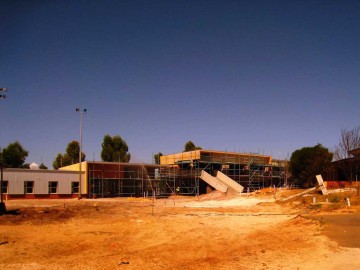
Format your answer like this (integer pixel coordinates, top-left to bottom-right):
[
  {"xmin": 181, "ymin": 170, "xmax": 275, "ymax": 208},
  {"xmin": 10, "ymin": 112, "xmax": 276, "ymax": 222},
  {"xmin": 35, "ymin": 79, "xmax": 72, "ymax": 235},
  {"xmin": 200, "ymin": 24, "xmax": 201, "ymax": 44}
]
[
  {"xmin": 1, "ymin": 168, "xmax": 81, "ymax": 200},
  {"xmin": 1, "ymin": 150, "xmax": 288, "ymax": 200}
]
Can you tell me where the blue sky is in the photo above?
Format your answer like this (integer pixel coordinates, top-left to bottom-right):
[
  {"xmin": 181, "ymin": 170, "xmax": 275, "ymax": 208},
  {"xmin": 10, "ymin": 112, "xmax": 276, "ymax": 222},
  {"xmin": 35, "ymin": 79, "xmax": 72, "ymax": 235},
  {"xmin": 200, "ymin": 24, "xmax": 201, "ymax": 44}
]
[{"xmin": 1, "ymin": 0, "xmax": 360, "ymax": 168}]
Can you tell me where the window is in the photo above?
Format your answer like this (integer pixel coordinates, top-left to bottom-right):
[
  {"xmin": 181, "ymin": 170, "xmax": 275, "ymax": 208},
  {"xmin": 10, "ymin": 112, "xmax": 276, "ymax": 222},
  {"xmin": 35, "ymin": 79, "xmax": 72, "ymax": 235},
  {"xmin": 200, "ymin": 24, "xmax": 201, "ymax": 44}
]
[
  {"xmin": 71, "ymin": 182, "xmax": 79, "ymax": 194},
  {"xmin": 1, "ymin": 181, "xmax": 8, "ymax": 194},
  {"xmin": 48, "ymin": 181, "xmax": 58, "ymax": 194},
  {"xmin": 24, "ymin": 181, "xmax": 34, "ymax": 194}
]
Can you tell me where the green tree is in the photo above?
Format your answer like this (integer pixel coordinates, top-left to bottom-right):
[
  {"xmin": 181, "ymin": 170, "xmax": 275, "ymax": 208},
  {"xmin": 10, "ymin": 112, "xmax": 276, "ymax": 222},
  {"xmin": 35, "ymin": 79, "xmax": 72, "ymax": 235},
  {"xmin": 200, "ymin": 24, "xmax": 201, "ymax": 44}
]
[
  {"xmin": 184, "ymin": 141, "xmax": 202, "ymax": 152},
  {"xmin": 290, "ymin": 144, "xmax": 333, "ymax": 187},
  {"xmin": 39, "ymin": 163, "xmax": 48, "ymax": 169},
  {"xmin": 22, "ymin": 163, "xmax": 30, "ymax": 169},
  {"xmin": 1, "ymin": 141, "xmax": 29, "ymax": 168},
  {"xmin": 53, "ymin": 153, "xmax": 66, "ymax": 170},
  {"xmin": 53, "ymin": 141, "xmax": 86, "ymax": 169},
  {"xmin": 66, "ymin": 141, "xmax": 85, "ymax": 164},
  {"xmin": 154, "ymin": 152, "xmax": 163, "ymax": 164},
  {"xmin": 101, "ymin": 134, "xmax": 131, "ymax": 162}
]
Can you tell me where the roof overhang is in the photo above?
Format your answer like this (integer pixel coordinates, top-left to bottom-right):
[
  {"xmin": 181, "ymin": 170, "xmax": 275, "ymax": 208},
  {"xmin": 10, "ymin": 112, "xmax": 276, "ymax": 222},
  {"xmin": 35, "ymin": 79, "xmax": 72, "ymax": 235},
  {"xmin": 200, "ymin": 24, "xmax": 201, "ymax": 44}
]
[{"xmin": 348, "ymin": 148, "xmax": 360, "ymax": 157}]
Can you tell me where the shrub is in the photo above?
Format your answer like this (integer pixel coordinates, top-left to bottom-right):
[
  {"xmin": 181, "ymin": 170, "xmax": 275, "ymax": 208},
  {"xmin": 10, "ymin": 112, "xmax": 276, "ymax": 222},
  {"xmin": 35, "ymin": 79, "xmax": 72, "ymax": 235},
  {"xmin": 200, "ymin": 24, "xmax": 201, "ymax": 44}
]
[{"xmin": 328, "ymin": 194, "xmax": 341, "ymax": 203}]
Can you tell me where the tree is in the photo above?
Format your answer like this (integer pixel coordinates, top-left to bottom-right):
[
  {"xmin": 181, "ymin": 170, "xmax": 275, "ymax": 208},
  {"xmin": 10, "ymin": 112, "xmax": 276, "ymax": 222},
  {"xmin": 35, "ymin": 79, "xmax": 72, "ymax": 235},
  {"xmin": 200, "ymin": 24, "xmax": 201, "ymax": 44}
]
[
  {"xmin": 290, "ymin": 144, "xmax": 333, "ymax": 187},
  {"xmin": 154, "ymin": 152, "xmax": 163, "ymax": 164},
  {"xmin": 184, "ymin": 141, "xmax": 202, "ymax": 152},
  {"xmin": 53, "ymin": 141, "xmax": 86, "ymax": 169},
  {"xmin": 101, "ymin": 134, "xmax": 131, "ymax": 162},
  {"xmin": 39, "ymin": 163, "xmax": 48, "ymax": 169},
  {"xmin": 22, "ymin": 163, "xmax": 30, "ymax": 169},
  {"xmin": 1, "ymin": 141, "xmax": 29, "ymax": 168},
  {"xmin": 334, "ymin": 126, "xmax": 360, "ymax": 180},
  {"xmin": 66, "ymin": 141, "xmax": 85, "ymax": 164},
  {"xmin": 53, "ymin": 153, "xmax": 67, "ymax": 170}
]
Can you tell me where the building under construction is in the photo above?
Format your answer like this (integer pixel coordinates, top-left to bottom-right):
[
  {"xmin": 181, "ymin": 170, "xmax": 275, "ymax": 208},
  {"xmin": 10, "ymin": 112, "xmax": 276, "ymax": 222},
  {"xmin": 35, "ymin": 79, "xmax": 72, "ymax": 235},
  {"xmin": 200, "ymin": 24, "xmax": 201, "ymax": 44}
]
[
  {"xmin": 159, "ymin": 150, "xmax": 287, "ymax": 195},
  {"xmin": 60, "ymin": 150, "xmax": 288, "ymax": 198}
]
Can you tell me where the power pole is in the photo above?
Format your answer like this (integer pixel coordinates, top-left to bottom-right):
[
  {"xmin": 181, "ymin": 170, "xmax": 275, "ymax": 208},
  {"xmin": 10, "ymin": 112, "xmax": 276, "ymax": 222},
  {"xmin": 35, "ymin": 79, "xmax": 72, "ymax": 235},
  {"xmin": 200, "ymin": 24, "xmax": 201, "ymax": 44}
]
[{"xmin": 0, "ymin": 88, "xmax": 7, "ymax": 215}]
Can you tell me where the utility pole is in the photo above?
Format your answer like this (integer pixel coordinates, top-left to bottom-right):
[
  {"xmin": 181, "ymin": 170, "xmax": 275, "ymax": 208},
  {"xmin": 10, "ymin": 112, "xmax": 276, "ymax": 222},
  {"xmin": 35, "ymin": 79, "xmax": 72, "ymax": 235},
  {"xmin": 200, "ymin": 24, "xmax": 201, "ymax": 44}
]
[
  {"xmin": 0, "ymin": 88, "xmax": 7, "ymax": 215},
  {"xmin": 76, "ymin": 108, "xmax": 86, "ymax": 199}
]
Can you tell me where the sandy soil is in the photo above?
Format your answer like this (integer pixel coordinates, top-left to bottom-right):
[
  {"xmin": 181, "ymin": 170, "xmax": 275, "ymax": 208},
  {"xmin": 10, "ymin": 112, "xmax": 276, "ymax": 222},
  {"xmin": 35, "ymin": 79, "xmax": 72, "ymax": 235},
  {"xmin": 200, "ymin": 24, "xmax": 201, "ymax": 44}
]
[{"xmin": 1, "ymin": 189, "xmax": 360, "ymax": 270}]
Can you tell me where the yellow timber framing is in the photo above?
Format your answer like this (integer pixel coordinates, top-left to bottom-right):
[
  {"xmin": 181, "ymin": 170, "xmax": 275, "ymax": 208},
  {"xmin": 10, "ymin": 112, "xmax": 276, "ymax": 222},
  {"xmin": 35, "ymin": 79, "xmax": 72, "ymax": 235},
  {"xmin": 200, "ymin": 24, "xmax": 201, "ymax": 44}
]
[
  {"xmin": 160, "ymin": 150, "xmax": 272, "ymax": 166},
  {"xmin": 59, "ymin": 162, "xmax": 87, "ymax": 194}
]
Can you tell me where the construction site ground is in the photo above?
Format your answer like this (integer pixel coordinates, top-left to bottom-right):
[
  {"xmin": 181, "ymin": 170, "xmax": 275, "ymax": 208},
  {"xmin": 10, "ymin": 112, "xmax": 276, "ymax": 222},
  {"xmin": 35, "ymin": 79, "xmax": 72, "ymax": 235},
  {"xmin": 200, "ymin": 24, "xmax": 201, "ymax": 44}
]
[{"xmin": 1, "ymin": 188, "xmax": 360, "ymax": 270}]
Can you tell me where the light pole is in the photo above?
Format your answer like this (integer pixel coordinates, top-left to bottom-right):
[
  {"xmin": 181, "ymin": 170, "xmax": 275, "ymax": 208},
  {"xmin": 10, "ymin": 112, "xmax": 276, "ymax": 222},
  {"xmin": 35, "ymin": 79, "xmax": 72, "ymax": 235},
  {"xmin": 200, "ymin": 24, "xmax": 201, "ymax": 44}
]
[
  {"xmin": 0, "ymin": 88, "xmax": 6, "ymax": 99},
  {"xmin": 0, "ymin": 88, "xmax": 7, "ymax": 215},
  {"xmin": 76, "ymin": 108, "xmax": 86, "ymax": 199}
]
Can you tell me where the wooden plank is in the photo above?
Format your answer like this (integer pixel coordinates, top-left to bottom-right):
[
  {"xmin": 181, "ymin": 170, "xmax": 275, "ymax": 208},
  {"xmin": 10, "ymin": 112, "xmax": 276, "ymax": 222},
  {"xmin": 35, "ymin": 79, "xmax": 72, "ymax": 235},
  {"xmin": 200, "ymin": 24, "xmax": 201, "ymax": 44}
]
[{"xmin": 278, "ymin": 187, "xmax": 316, "ymax": 201}]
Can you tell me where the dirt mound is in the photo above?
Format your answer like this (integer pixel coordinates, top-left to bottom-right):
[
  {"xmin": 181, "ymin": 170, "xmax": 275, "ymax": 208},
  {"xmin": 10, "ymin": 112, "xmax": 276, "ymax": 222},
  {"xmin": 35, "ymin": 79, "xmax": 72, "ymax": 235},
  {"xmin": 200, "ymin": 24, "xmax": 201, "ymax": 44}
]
[{"xmin": 197, "ymin": 190, "xmax": 228, "ymax": 200}]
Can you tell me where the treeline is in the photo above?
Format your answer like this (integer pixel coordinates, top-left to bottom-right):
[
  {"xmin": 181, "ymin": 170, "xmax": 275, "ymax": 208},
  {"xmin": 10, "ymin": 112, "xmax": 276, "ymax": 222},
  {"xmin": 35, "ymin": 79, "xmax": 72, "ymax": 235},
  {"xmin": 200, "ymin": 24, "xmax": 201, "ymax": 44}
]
[
  {"xmin": 0, "ymin": 134, "xmax": 131, "ymax": 170},
  {"xmin": 2, "ymin": 124, "xmax": 360, "ymax": 188}
]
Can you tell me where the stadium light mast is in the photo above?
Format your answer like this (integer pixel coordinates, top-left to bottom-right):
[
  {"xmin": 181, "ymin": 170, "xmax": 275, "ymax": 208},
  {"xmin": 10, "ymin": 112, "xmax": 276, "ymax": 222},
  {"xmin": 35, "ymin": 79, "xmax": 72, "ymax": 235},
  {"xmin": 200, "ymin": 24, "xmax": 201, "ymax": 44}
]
[
  {"xmin": 76, "ymin": 108, "xmax": 86, "ymax": 199},
  {"xmin": 0, "ymin": 88, "xmax": 7, "ymax": 99},
  {"xmin": 0, "ymin": 88, "xmax": 8, "ymax": 215}
]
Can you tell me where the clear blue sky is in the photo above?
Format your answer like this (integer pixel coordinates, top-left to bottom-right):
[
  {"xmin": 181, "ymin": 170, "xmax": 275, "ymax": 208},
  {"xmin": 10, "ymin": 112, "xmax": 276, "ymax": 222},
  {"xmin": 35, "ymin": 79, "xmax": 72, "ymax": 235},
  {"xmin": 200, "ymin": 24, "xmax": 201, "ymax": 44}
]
[{"xmin": 1, "ymin": 0, "xmax": 360, "ymax": 168}]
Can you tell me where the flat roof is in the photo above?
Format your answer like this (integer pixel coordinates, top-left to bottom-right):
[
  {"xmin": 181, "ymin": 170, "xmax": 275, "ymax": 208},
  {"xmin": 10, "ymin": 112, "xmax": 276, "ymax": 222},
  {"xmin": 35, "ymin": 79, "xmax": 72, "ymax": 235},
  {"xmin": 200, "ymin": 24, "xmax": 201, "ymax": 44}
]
[
  {"xmin": 349, "ymin": 148, "xmax": 360, "ymax": 157},
  {"xmin": 4, "ymin": 168, "xmax": 81, "ymax": 174}
]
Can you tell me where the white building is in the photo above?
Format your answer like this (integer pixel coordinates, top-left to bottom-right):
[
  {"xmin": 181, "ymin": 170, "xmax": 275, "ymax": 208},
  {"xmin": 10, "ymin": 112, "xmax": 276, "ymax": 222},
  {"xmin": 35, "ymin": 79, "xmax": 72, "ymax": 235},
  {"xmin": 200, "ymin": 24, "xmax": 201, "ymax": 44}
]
[{"xmin": 1, "ymin": 168, "xmax": 81, "ymax": 199}]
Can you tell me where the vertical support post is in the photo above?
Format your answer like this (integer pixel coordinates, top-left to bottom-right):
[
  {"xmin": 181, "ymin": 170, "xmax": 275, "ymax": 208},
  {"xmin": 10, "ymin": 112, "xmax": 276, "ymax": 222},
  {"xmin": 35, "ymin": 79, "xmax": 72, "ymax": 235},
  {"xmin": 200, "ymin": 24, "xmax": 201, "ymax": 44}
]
[
  {"xmin": 79, "ymin": 112, "xmax": 82, "ymax": 199},
  {"xmin": 76, "ymin": 108, "xmax": 86, "ymax": 199},
  {"xmin": 0, "ymin": 88, "xmax": 8, "ymax": 214}
]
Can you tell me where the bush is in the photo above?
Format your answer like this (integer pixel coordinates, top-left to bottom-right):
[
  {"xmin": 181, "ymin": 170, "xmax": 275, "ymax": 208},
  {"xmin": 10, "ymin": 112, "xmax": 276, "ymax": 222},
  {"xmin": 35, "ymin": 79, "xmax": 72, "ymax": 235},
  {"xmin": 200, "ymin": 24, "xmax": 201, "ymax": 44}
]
[
  {"xmin": 309, "ymin": 204, "xmax": 322, "ymax": 210},
  {"xmin": 328, "ymin": 194, "xmax": 341, "ymax": 203}
]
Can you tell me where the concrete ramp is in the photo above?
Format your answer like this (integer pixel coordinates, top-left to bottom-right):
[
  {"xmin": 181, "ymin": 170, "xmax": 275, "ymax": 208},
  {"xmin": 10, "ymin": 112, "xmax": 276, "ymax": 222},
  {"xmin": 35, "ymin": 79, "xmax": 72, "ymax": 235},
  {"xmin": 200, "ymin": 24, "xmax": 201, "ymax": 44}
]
[
  {"xmin": 200, "ymin": 171, "xmax": 228, "ymax": 193},
  {"xmin": 216, "ymin": 171, "xmax": 244, "ymax": 194}
]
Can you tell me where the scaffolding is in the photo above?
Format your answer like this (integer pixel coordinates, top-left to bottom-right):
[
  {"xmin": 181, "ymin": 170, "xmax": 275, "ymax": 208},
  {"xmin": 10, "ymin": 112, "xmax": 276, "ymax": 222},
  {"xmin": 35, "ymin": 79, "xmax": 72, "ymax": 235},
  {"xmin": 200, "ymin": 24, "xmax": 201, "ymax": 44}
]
[
  {"xmin": 87, "ymin": 162, "xmax": 175, "ymax": 198},
  {"xmin": 159, "ymin": 150, "xmax": 288, "ymax": 194},
  {"xmin": 84, "ymin": 151, "xmax": 288, "ymax": 198}
]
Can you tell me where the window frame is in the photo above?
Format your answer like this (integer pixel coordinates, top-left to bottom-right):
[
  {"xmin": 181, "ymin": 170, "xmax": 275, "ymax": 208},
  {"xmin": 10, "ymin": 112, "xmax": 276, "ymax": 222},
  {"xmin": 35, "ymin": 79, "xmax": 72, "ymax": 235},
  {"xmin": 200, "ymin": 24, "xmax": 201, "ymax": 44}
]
[
  {"xmin": 48, "ymin": 181, "xmax": 58, "ymax": 194},
  {"xmin": 71, "ymin": 182, "xmax": 79, "ymax": 194},
  {"xmin": 24, "ymin": 181, "xmax": 34, "ymax": 194},
  {"xmin": 1, "ymin": 181, "xmax": 8, "ymax": 194}
]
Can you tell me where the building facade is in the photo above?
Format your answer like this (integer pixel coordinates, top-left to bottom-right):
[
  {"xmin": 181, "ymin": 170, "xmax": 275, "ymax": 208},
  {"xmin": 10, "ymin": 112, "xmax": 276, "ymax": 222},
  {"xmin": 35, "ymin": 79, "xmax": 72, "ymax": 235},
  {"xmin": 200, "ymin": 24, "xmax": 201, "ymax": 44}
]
[
  {"xmin": 1, "ymin": 150, "xmax": 288, "ymax": 200},
  {"xmin": 1, "ymin": 168, "xmax": 80, "ymax": 200}
]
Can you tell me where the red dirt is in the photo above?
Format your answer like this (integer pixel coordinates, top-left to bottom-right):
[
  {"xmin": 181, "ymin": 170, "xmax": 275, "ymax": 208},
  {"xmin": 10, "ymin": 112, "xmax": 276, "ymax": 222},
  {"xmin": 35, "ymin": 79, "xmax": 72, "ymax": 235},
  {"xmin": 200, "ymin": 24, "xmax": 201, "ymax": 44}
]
[{"xmin": 1, "ymin": 190, "xmax": 360, "ymax": 269}]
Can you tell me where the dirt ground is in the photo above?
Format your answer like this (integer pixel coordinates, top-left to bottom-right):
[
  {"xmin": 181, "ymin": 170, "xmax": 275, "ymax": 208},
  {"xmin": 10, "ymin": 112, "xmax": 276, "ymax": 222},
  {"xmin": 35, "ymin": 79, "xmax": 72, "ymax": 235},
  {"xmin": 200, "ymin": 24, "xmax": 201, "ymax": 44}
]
[{"xmin": 1, "ymin": 188, "xmax": 360, "ymax": 270}]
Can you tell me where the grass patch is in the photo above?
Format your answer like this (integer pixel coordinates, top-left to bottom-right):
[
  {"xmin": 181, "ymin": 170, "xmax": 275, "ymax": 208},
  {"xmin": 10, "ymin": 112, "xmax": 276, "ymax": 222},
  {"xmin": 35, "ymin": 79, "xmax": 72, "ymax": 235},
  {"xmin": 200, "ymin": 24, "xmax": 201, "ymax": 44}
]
[
  {"xmin": 325, "ymin": 203, "xmax": 342, "ymax": 211},
  {"xmin": 309, "ymin": 204, "xmax": 322, "ymax": 210},
  {"xmin": 328, "ymin": 194, "xmax": 341, "ymax": 203}
]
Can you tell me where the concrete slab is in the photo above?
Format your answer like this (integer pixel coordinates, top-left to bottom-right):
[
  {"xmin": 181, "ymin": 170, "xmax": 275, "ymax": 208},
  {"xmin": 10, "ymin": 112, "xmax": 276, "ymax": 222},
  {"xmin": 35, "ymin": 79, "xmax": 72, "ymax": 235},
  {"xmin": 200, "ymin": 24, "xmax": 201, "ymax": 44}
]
[
  {"xmin": 216, "ymin": 171, "xmax": 244, "ymax": 193},
  {"xmin": 316, "ymin": 175, "xmax": 328, "ymax": 195},
  {"xmin": 200, "ymin": 171, "xmax": 228, "ymax": 193}
]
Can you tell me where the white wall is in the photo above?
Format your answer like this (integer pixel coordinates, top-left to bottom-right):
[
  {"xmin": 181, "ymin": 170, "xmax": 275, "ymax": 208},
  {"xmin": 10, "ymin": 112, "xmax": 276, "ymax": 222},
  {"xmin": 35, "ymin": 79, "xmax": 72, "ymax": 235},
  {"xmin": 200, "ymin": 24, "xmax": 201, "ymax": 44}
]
[{"xmin": 3, "ymin": 169, "xmax": 80, "ymax": 195}]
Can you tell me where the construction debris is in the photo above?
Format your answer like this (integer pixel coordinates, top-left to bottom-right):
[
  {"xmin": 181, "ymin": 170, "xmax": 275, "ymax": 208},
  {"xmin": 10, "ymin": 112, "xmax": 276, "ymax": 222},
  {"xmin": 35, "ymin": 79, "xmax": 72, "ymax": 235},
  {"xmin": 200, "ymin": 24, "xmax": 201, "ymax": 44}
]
[
  {"xmin": 277, "ymin": 187, "xmax": 316, "ymax": 202},
  {"xmin": 316, "ymin": 175, "xmax": 328, "ymax": 195}
]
